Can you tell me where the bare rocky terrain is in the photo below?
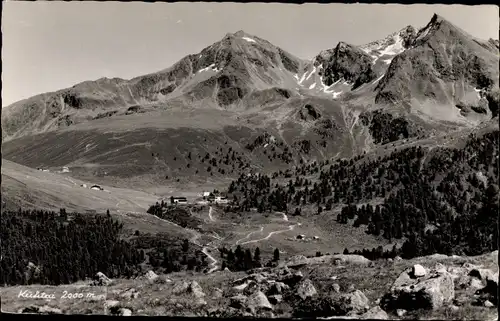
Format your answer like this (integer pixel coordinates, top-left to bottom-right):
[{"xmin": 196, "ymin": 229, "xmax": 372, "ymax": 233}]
[{"xmin": 1, "ymin": 13, "xmax": 498, "ymax": 319}]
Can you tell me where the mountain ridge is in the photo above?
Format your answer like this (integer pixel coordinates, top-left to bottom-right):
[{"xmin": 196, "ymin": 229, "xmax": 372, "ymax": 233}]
[{"xmin": 2, "ymin": 14, "xmax": 498, "ymax": 188}]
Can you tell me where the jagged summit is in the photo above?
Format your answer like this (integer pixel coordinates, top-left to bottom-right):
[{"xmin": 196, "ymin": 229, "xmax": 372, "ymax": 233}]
[{"xmin": 375, "ymin": 13, "xmax": 499, "ymax": 119}]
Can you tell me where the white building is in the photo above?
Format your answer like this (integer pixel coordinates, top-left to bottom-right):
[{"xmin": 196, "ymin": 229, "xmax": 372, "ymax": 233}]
[{"xmin": 215, "ymin": 196, "xmax": 229, "ymax": 204}]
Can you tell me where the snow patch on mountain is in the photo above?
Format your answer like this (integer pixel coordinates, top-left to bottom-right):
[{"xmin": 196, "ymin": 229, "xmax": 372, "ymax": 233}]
[
  {"xmin": 197, "ymin": 64, "xmax": 220, "ymax": 73},
  {"xmin": 332, "ymin": 91, "xmax": 343, "ymax": 98},
  {"xmin": 306, "ymin": 66, "xmax": 317, "ymax": 81},
  {"xmin": 309, "ymin": 83, "xmax": 316, "ymax": 89},
  {"xmin": 382, "ymin": 58, "xmax": 393, "ymax": 65},
  {"xmin": 318, "ymin": 77, "xmax": 343, "ymax": 99},
  {"xmin": 242, "ymin": 36, "xmax": 256, "ymax": 43},
  {"xmin": 378, "ymin": 34, "xmax": 405, "ymax": 56}
]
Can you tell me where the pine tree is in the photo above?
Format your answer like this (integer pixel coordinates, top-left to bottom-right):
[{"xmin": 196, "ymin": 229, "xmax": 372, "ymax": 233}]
[
  {"xmin": 254, "ymin": 247, "xmax": 261, "ymax": 267},
  {"xmin": 273, "ymin": 248, "xmax": 280, "ymax": 261},
  {"xmin": 182, "ymin": 239, "xmax": 189, "ymax": 252}
]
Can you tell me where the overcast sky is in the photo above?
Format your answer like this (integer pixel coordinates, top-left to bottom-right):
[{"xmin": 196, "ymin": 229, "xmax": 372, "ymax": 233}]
[{"xmin": 2, "ymin": 2, "xmax": 498, "ymax": 107}]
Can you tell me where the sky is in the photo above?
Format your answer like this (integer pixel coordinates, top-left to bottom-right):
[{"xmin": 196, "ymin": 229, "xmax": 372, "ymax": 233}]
[{"xmin": 2, "ymin": 2, "xmax": 498, "ymax": 107}]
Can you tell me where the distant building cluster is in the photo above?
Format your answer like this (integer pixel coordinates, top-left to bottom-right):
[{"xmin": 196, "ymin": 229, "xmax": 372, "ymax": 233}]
[{"xmin": 166, "ymin": 191, "xmax": 231, "ymax": 206}]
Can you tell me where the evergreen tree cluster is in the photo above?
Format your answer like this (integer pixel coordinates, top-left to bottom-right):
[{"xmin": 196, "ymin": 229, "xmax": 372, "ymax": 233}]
[
  {"xmin": 225, "ymin": 130, "xmax": 499, "ymax": 259},
  {"xmin": 1, "ymin": 209, "xmax": 209, "ymax": 286},
  {"xmin": 132, "ymin": 236, "xmax": 208, "ymax": 273},
  {"xmin": 218, "ymin": 246, "xmax": 281, "ymax": 271},
  {"xmin": 1, "ymin": 209, "xmax": 143, "ymax": 285},
  {"xmin": 245, "ymin": 133, "xmax": 294, "ymax": 164}
]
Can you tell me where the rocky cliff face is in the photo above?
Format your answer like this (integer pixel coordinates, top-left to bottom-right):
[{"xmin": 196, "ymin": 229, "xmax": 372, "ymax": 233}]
[
  {"xmin": 375, "ymin": 14, "xmax": 499, "ymax": 117},
  {"xmin": 318, "ymin": 42, "xmax": 377, "ymax": 90}
]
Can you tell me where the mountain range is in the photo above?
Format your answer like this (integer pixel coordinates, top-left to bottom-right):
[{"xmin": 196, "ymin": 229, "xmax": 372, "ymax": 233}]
[
  {"xmin": 1, "ymin": 13, "xmax": 499, "ymax": 319},
  {"xmin": 1, "ymin": 13, "xmax": 499, "ymax": 191}
]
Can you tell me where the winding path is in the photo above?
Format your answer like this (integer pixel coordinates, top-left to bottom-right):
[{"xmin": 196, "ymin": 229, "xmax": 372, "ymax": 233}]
[
  {"xmin": 238, "ymin": 222, "xmax": 301, "ymax": 246},
  {"xmin": 235, "ymin": 226, "xmax": 264, "ymax": 245},
  {"xmin": 202, "ymin": 247, "xmax": 219, "ymax": 273}
]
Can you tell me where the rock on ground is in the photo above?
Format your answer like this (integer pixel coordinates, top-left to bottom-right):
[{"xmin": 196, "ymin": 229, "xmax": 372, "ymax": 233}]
[
  {"xmin": 382, "ymin": 267, "xmax": 455, "ymax": 311},
  {"xmin": 93, "ymin": 272, "xmax": 112, "ymax": 286},
  {"xmin": 297, "ymin": 279, "xmax": 318, "ymax": 300},
  {"xmin": 188, "ymin": 281, "xmax": 207, "ymax": 305},
  {"xmin": 412, "ymin": 264, "xmax": 427, "ymax": 277},
  {"xmin": 118, "ymin": 308, "xmax": 132, "ymax": 316},
  {"xmin": 359, "ymin": 306, "xmax": 389, "ymax": 319},
  {"xmin": 172, "ymin": 281, "xmax": 190, "ymax": 294},
  {"xmin": 342, "ymin": 290, "xmax": 370, "ymax": 314},
  {"xmin": 144, "ymin": 270, "xmax": 158, "ymax": 281},
  {"xmin": 246, "ymin": 291, "xmax": 273, "ymax": 312}
]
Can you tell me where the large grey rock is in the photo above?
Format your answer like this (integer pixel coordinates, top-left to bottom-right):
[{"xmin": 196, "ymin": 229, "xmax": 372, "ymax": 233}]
[
  {"xmin": 144, "ymin": 270, "xmax": 158, "ymax": 281},
  {"xmin": 382, "ymin": 268, "xmax": 455, "ymax": 311},
  {"xmin": 281, "ymin": 255, "xmax": 308, "ymax": 267},
  {"xmin": 484, "ymin": 300, "xmax": 495, "ymax": 308},
  {"xmin": 396, "ymin": 309, "xmax": 407, "ymax": 317},
  {"xmin": 322, "ymin": 290, "xmax": 370, "ymax": 316},
  {"xmin": 332, "ymin": 283, "xmax": 341, "ymax": 293},
  {"xmin": 341, "ymin": 290, "xmax": 370, "ymax": 314},
  {"xmin": 172, "ymin": 281, "xmax": 190, "ymax": 294},
  {"xmin": 412, "ymin": 264, "xmax": 427, "ymax": 277},
  {"xmin": 297, "ymin": 279, "xmax": 318, "ymax": 300},
  {"xmin": 94, "ymin": 272, "xmax": 112, "ymax": 286},
  {"xmin": 188, "ymin": 281, "xmax": 207, "ymax": 305},
  {"xmin": 359, "ymin": 306, "xmax": 389, "ymax": 319},
  {"xmin": 246, "ymin": 291, "xmax": 273, "ymax": 312},
  {"xmin": 118, "ymin": 308, "xmax": 132, "ymax": 316}
]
